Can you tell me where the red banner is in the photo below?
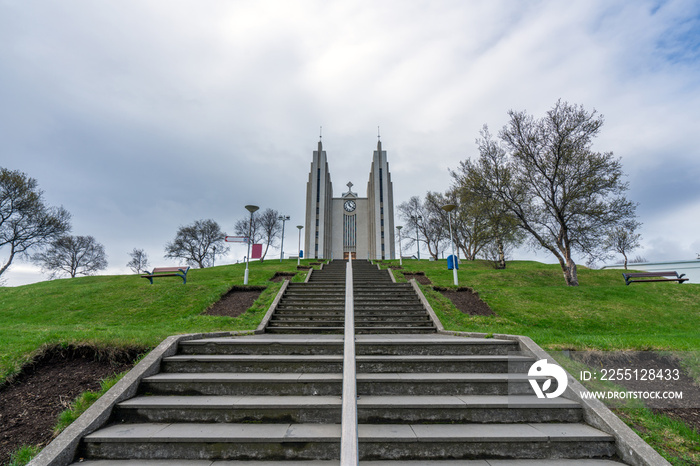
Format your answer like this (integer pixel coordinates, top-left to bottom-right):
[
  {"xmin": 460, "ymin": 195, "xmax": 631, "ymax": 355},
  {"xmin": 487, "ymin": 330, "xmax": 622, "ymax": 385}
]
[{"xmin": 251, "ymin": 243, "xmax": 263, "ymax": 259}]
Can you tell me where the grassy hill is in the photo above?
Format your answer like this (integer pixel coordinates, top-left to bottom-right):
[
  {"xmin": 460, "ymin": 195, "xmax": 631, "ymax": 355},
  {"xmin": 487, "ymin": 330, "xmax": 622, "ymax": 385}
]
[
  {"xmin": 2, "ymin": 258, "xmax": 699, "ymax": 385},
  {"xmin": 2, "ymin": 258, "xmax": 698, "ymax": 464},
  {"xmin": 0, "ymin": 260, "xmax": 311, "ymax": 384},
  {"xmin": 387, "ymin": 259, "xmax": 700, "ymax": 352}
]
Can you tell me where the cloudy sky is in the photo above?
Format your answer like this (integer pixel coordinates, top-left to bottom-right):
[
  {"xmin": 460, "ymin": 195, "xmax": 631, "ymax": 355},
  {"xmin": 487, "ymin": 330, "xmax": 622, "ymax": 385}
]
[{"xmin": 2, "ymin": 0, "xmax": 699, "ymax": 286}]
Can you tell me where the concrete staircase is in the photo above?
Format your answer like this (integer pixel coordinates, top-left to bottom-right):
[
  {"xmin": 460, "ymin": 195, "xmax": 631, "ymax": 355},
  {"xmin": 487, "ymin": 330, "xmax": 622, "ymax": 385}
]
[
  {"xmin": 67, "ymin": 259, "xmax": 626, "ymax": 464},
  {"xmin": 266, "ymin": 260, "xmax": 346, "ymax": 334},
  {"xmin": 353, "ymin": 260, "xmax": 436, "ymax": 334}
]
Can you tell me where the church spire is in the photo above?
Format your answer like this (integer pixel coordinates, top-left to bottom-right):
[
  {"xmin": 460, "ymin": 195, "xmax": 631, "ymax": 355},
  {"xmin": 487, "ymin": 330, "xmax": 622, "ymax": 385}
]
[
  {"xmin": 318, "ymin": 126, "xmax": 323, "ymax": 151},
  {"xmin": 377, "ymin": 125, "xmax": 382, "ymax": 152}
]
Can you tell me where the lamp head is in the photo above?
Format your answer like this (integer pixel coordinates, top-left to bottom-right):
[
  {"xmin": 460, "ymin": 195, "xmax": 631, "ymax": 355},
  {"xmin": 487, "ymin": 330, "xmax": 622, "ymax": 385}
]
[
  {"xmin": 441, "ymin": 204, "xmax": 457, "ymax": 213},
  {"xmin": 245, "ymin": 205, "xmax": 259, "ymax": 214}
]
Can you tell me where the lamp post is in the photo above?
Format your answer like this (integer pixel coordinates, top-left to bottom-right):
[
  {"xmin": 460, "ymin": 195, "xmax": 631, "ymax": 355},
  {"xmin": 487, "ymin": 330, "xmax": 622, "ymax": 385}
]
[
  {"xmin": 411, "ymin": 215, "xmax": 422, "ymax": 260},
  {"xmin": 442, "ymin": 204, "xmax": 458, "ymax": 286},
  {"xmin": 278, "ymin": 215, "xmax": 290, "ymax": 262},
  {"xmin": 244, "ymin": 205, "xmax": 259, "ymax": 285},
  {"xmin": 296, "ymin": 225, "xmax": 303, "ymax": 266},
  {"xmin": 396, "ymin": 225, "xmax": 403, "ymax": 266}
]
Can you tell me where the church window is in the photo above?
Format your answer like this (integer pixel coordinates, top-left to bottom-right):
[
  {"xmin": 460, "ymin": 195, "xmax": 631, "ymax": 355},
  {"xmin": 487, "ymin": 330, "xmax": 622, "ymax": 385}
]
[
  {"xmin": 316, "ymin": 168, "xmax": 321, "ymax": 202},
  {"xmin": 379, "ymin": 168, "xmax": 384, "ymax": 202}
]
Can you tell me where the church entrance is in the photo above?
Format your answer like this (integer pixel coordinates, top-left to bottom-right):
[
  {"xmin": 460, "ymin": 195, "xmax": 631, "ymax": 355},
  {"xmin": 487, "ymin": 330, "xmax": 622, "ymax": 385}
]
[{"xmin": 343, "ymin": 252, "xmax": 357, "ymax": 260}]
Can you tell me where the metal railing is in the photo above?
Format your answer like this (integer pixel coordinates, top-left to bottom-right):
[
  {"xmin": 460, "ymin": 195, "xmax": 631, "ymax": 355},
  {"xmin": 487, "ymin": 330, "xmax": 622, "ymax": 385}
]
[{"xmin": 340, "ymin": 257, "xmax": 358, "ymax": 464}]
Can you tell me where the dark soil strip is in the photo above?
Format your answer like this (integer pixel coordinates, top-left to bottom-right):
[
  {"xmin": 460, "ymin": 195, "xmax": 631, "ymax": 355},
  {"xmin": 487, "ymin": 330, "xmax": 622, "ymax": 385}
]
[
  {"xmin": 403, "ymin": 272, "xmax": 432, "ymax": 285},
  {"xmin": 434, "ymin": 286, "xmax": 495, "ymax": 316},
  {"xmin": 269, "ymin": 272, "xmax": 296, "ymax": 282},
  {"xmin": 0, "ymin": 346, "xmax": 141, "ymax": 465},
  {"xmin": 203, "ymin": 286, "xmax": 266, "ymax": 317}
]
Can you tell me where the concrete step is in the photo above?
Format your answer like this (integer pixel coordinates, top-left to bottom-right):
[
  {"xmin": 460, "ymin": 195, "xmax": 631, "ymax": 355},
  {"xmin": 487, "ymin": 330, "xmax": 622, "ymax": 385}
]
[
  {"xmin": 114, "ymin": 395, "xmax": 583, "ymax": 425},
  {"xmin": 73, "ymin": 459, "xmax": 626, "ymax": 465},
  {"xmin": 80, "ymin": 423, "xmax": 341, "ymax": 461},
  {"xmin": 354, "ymin": 336, "xmax": 519, "ymax": 356},
  {"xmin": 272, "ymin": 312, "xmax": 344, "ymax": 318},
  {"xmin": 355, "ymin": 423, "xmax": 616, "ymax": 460},
  {"xmin": 354, "ymin": 355, "xmax": 534, "ymax": 373},
  {"xmin": 114, "ymin": 395, "xmax": 342, "ymax": 424},
  {"xmin": 140, "ymin": 372, "xmax": 343, "ymax": 396},
  {"xmin": 160, "ymin": 354, "xmax": 344, "ymax": 373},
  {"xmin": 356, "ymin": 327, "xmax": 436, "ymax": 334},
  {"xmin": 178, "ymin": 336, "xmax": 344, "ymax": 355},
  {"xmin": 79, "ymin": 423, "xmax": 615, "ymax": 461},
  {"xmin": 268, "ymin": 319, "xmax": 345, "ymax": 327},
  {"xmin": 355, "ymin": 373, "xmax": 542, "ymax": 395},
  {"xmin": 266, "ymin": 326, "xmax": 344, "ymax": 334}
]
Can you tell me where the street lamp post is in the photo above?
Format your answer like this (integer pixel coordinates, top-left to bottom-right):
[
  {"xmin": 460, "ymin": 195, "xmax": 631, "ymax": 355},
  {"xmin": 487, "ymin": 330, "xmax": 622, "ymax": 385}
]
[
  {"xmin": 296, "ymin": 225, "xmax": 303, "ymax": 266},
  {"xmin": 442, "ymin": 204, "xmax": 458, "ymax": 286},
  {"xmin": 279, "ymin": 215, "xmax": 290, "ymax": 262},
  {"xmin": 244, "ymin": 205, "xmax": 259, "ymax": 285},
  {"xmin": 396, "ymin": 225, "xmax": 403, "ymax": 266},
  {"xmin": 411, "ymin": 215, "xmax": 422, "ymax": 260}
]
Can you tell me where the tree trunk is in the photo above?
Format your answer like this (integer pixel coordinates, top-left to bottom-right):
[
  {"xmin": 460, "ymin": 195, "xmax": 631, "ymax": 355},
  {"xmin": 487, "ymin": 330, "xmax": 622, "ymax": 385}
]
[
  {"xmin": 623, "ymin": 252, "xmax": 628, "ymax": 270},
  {"xmin": 562, "ymin": 257, "xmax": 579, "ymax": 286},
  {"xmin": 497, "ymin": 240, "xmax": 506, "ymax": 269}
]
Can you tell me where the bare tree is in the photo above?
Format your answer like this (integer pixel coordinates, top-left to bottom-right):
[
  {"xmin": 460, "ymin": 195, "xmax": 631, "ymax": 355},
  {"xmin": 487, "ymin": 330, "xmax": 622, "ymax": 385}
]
[
  {"xmin": 234, "ymin": 208, "xmax": 281, "ymax": 262},
  {"xmin": 257, "ymin": 208, "xmax": 282, "ymax": 261},
  {"xmin": 33, "ymin": 235, "xmax": 107, "ymax": 279},
  {"xmin": 165, "ymin": 219, "xmax": 229, "ymax": 268},
  {"xmin": 127, "ymin": 248, "xmax": 150, "ymax": 274},
  {"xmin": 397, "ymin": 194, "xmax": 446, "ymax": 259},
  {"xmin": 467, "ymin": 101, "xmax": 637, "ymax": 286},
  {"xmin": 0, "ymin": 168, "xmax": 71, "ymax": 278},
  {"xmin": 604, "ymin": 221, "xmax": 642, "ymax": 269}
]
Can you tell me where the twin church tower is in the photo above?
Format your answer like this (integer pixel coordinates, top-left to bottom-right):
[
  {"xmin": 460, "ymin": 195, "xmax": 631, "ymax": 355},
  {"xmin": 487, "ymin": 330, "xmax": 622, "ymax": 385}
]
[{"xmin": 304, "ymin": 137, "xmax": 396, "ymax": 260}]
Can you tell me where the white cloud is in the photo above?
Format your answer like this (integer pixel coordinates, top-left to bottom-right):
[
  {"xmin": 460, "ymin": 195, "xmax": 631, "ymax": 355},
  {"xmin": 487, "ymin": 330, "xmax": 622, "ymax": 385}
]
[{"xmin": 1, "ymin": 0, "xmax": 699, "ymax": 284}]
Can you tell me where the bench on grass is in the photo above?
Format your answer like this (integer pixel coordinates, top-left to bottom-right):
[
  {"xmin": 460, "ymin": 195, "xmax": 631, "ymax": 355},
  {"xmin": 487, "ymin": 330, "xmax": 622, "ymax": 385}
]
[
  {"xmin": 141, "ymin": 266, "xmax": 190, "ymax": 284},
  {"xmin": 622, "ymin": 271, "xmax": 688, "ymax": 285}
]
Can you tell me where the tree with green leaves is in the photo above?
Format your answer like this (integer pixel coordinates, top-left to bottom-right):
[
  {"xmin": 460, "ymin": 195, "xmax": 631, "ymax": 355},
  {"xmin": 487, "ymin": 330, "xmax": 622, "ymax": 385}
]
[
  {"xmin": 0, "ymin": 168, "xmax": 71, "ymax": 279},
  {"xmin": 463, "ymin": 101, "xmax": 637, "ymax": 285}
]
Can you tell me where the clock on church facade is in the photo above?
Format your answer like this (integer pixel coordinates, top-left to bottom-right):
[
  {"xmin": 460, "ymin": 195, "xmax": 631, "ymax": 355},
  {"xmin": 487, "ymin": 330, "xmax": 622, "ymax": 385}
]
[{"xmin": 304, "ymin": 139, "xmax": 395, "ymax": 260}]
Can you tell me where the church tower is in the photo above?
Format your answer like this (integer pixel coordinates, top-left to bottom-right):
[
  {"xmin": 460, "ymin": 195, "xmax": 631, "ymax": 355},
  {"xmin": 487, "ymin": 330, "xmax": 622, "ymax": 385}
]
[
  {"xmin": 367, "ymin": 138, "xmax": 395, "ymax": 260},
  {"xmin": 304, "ymin": 137, "xmax": 396, "ymax": 261},
  {"xmin": 304, "ymin": 139, "xmax": 333, "ymax": 259}
]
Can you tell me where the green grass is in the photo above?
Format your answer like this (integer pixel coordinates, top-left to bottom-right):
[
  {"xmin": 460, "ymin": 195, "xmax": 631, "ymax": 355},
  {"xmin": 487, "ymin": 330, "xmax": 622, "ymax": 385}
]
[
  {"xmin": 7, "ymin": 445, "xmax": 42, "ymax": 466},
  {"xmin": 0, "ymin": 259, "xmax": 319, "ymax": 384},
  {"xmin": 384, "ymin": 259, "xmax": 700, "ymax": 351}
]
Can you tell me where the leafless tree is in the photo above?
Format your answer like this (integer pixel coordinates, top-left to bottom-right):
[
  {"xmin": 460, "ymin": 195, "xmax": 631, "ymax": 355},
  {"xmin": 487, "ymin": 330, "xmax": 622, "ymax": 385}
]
[
  {"xmin": 234, "ymin": 208, "xmax": 281, "ymax": 262},
  {"xmin": 33, "ymin": 235, "xmax": 107, "ymax": 279},
  {"xmin": 604, "ymin": 221, "xmax": 642, "ymax": 269},
  {"xmin": 165, "ymin": 219, "xmax": 228, "ymax": 268},
  {"xmin": 466, "ymin": 101, "xmax": 637, "ymax": 285},
  {"xmin": 0, "ymin": 168, "xmax": 71, "ymax": 278},
  {"xmin": 127, "ymin": 248, "xmax": 150, "ymax": 274},
  {"xmin": 397, "ymin": 195, "xmax": 446, "ymax": 259}
]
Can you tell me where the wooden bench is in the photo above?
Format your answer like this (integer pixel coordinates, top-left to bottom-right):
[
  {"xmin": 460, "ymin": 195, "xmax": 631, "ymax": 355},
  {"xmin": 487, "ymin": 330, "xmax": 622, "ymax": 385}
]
[
  {"xmin": 141, "ymin": 266, "xmax": 190, "ymax": 284},
  {"xmin": 622, "ymin": 271, "xmax": 688, "ymax": 285}
]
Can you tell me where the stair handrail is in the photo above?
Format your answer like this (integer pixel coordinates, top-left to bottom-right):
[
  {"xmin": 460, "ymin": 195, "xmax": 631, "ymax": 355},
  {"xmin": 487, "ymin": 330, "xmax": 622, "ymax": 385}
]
[{"xmin": 340, "ymin": 256, "xmax": 359, "ymax": 465}]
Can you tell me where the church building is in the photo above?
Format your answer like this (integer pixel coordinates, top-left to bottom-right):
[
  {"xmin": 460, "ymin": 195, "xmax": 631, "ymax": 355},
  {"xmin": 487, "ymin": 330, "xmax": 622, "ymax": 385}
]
[{"xmin": 304, "ymin": 138, "xmax": 396, "ymax": 260}]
